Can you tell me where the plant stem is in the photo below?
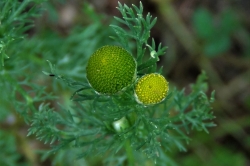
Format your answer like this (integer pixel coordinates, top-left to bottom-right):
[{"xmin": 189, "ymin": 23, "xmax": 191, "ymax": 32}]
[{"xmin": 125, "ymin": 140, "xmax": 135, "ymax": 166}]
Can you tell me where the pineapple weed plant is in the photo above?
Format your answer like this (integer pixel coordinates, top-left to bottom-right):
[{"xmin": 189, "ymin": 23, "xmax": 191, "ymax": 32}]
[{"xmin": 0, "ymin": 1, "xmax": 216, "ymax": 165}]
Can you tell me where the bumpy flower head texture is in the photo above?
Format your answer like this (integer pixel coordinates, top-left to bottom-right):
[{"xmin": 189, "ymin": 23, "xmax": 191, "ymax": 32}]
[
  {"xmin": 135, "ymin": 73, "xmax": 169, "ymax": 105},
  {"xmin": 86, "ymin": 45, "xmax": 137, "ymax": 95}
]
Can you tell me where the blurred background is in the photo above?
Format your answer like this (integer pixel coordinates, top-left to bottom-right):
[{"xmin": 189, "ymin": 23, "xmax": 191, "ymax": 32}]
[{"xmin": 0, "ymin": 0, "xmax": 249, "ymax": 165}]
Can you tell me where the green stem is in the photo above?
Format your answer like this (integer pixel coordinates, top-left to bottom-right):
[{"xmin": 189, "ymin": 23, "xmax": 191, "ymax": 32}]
[
  {"xmin": 136, "ymin": 40, "xmax": 143, "ymax": 64},
  {"xmin": 125, "ymin": 140, "xmax": 135, "ymax": 166}
]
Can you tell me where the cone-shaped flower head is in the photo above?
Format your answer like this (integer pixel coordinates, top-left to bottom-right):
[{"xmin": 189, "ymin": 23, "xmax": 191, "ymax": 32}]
[
  {"xmin": 86, "ymin": 45, "xmax": 137, "ymax": 95},
  {"xmin": 135, "ymin": 73, "xmax": 169, "ymax": 105}
]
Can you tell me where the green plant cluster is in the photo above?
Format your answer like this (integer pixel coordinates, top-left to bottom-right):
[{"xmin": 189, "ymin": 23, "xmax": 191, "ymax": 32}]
[
  {"xmin": 0, "ymin": 1, "xmax": 216, "ymax": 165},
  {"xmin": 37, "ymin": 2, "xmax": 215, "ymax": 165},
  {"xmin": 0, "ymin": 0, "xmax": 114, "ymax": 165},
  {"xmin": 0, "ymin": 0, "xmax": 45, "ymax": 66},
  {"xmin": 0, "ymin": 1, "xmax": 47, "ymax": 165}
]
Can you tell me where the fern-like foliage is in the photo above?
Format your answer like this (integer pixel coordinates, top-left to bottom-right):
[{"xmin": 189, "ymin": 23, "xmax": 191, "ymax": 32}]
[
  {"xmin": 24, "ymin": 2, "xmax": 216, "ymax": 165},
  {"xmin": 0, "ymin": 0, "xmax": 45, "ymax": 67},
  {"xmin": 110, "ymin": 2, "xmax": 166, "ymax": 74}
]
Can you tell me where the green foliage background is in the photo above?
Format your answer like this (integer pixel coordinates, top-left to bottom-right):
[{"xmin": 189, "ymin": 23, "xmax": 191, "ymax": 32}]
[{"xmin": 0, "ymin": 0, "xmax": 249, "ymax": 166}]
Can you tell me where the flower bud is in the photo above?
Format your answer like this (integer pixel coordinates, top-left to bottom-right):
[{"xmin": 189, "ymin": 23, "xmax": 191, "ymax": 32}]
[
  {"xmin": 86, "ymin": 45, "xmax": 137, "ymax": 95},
  {"xmin": 135, "ymin": 73, "xmax": 169, "ymax": 105}
]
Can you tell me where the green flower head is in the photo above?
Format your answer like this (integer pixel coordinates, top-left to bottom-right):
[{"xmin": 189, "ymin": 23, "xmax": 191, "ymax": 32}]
[
  {"xmin": 135, "ymin": 73, "xmax": 169, "ymax": 105},
  {"xmin": 86, "ymin": 45, "xmax": 137, "ymax": 95}
]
